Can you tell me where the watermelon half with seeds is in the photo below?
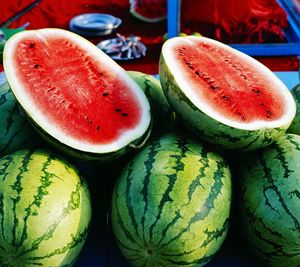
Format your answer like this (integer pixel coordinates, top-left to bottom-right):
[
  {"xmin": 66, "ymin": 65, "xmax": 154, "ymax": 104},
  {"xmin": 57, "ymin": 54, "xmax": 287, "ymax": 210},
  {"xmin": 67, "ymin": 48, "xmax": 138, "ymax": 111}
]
[
  {"xmin": 159, "ymin": 36, "xmax": 296, "ymax": 151},
  {"xmin": 3, "ymin": 28, "xmax": 151, "ymax": 162}
]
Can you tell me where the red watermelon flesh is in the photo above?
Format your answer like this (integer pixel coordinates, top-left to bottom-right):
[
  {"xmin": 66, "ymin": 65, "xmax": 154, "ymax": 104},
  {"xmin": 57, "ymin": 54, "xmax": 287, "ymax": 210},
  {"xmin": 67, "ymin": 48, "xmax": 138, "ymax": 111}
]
[
  {"xmin": 3, "ymin": 29, "xmax": 151, "ymax": 153},
  {"xmin": 168, "ymin": 36, "xmax": 285, "ymax": 124}
]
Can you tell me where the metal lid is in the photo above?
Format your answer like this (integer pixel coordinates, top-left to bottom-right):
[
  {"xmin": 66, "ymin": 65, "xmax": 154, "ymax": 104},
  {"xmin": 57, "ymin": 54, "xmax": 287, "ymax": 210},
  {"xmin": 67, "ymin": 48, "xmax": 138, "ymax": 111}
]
[{"xmin": 69, "ymin": 13, "xmax": 122, "ymax": 36}]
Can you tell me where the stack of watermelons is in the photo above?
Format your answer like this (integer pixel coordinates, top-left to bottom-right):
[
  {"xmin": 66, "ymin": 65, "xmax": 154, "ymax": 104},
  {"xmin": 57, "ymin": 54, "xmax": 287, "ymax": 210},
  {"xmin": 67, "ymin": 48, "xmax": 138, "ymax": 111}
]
[{"xmin": 0, "ymin": 28, "xmax": 300, "ymax": 267}]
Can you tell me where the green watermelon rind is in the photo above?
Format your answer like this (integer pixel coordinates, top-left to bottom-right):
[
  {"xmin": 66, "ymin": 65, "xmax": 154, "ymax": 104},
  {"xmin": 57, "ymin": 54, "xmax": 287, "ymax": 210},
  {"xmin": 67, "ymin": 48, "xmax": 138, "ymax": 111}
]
[
  {"xmin": 0, "ymin": 82, "xmax": 42, "ymax": 156},
  {"xmin": 287, "ymin": 84, "xmax": 300, "ymax": 135},
  {"xmin": 0, "ymin": 148, "xmax": 92, "ymax": 266},
  {"xmin": 159, "ymin": 49, "xmax": 293, "ymax": 151},
  {"xmin": 111, "ymin": 133, "xmax": 232, "ymax": 266},
  {"xmin": 127, "ymin": 71, "xmax": 176, "ymax": 136},
  {"xmin": 239, "ymin": 133, "xmax": 300, "ymax": 266}
]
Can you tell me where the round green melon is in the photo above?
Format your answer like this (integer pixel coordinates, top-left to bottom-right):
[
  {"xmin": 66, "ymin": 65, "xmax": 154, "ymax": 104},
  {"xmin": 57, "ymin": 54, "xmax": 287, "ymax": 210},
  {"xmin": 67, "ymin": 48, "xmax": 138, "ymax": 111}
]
[
  {"xmin": 287, "ymin": 84, "xmax": 300, "ymax": 134},
  {"xmin": 3, "ymin": 28, "xmax": 151, "ymax": 162},
  {"xmin": 0, "ymin": 148, "xmax": 92, "ymax": 266},
  {"xmin": 111, "ymin": 133, "xmax": 232, "ymax": 266},
  {"xmin": 239, "ymin": 133, "xmax": 300, "ymax": 266},
  {"xmin": 0, "ymin": 82, "xmax": 42, "ymax": 156},
  {"xmin": 127, "ymin": 70, "xmax": 175, "ymax": 136},
  {"xmin": 159, "ymin": 36, "xmax": 296, "ymax": 151}
]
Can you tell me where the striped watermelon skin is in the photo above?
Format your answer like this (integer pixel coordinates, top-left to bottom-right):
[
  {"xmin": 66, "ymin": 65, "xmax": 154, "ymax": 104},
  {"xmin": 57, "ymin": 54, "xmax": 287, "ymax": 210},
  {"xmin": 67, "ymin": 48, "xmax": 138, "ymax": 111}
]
[
  {"xmin": 159, "ymin": 52, "xmax": 290, "ymax": 151},
  {"xmin": 0, "ymin": 83, "xmax": 42, "ymax": 156},
  {"xmin": 0, "ymin": 149, "xmax": 92, "ymax": 267},
  {"xmin": 287, "ymin": 84, "xmax": 300, "ymax": 134},
  {"xmin": 127, "ymin": 71, "xmax": 176, "ymax": 137},
  {"xmin": 111, "ymin": 133, "xmax": 232, "ymax": 266},
  {"xmin": 239, "ymin": 134, "xmax": 300, "ymax": 267}
]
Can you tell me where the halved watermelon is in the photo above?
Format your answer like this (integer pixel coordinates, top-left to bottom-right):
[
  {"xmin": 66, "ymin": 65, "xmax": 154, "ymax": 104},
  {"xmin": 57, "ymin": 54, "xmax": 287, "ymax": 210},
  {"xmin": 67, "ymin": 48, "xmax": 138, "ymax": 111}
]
[
  {"xmin": 3, "ymin": 28, "xmax": 151, "ymax": 161},
  {"xmin": 159, "ymin": 36, "xmax": 296, "ymax": 150}
]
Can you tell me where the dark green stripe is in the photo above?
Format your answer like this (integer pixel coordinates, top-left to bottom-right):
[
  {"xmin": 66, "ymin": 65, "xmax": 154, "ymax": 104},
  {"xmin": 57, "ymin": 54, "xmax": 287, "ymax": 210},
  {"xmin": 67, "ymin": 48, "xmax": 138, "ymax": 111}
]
[
  {"xmin": 24, "ymin": 226, "xmax": 89, "ymax": 262},
  {"xmin": 0, "ymin": 92, "xmax": 9, "ymax": 106},
  {"xmin": 114, "ymin": 236, "xmax": 142, "ymax": 254},
  {"xmin": 161, "ymin": 253, "xmax": 214, "ymax": 266},
  {"xmin": 140, "ymin": 139, "xmax": 161, "ymax": 243},
  {"xmin": 158, "ymin": 160, "xmax": 227, "ymax": 250},
  {"xmin": 289, "ymin": 190, "xmax": 300, "ymax": 199},
  {"xmin": 244, "ymin": 207, "xmax": 283, "ymax": 238},
  {"xmin": 275, "ymin": 143, "xmax": 293, "ymax": 179},
  {"xmin": 260, "ymin": 152, "xmax": 300, "ymax": 231},
  {"xmin": 187, "ymin": 155, "xmax": 209, "ymax": 204},
  {"xmin": 201, "ymin": 218, "xmax": 229, "ymax": 248},
  {"xmin": 155, "ymin": 210, "xmax": 181, "ymax": 247},
  {"xmin": 4, "ymin": 102, "xmax": 19, "ymax": 136},
  {"xmin": 0, "ymin": 154, "xmax": 15, "ymax": 244},
  {"xmin": 113, "ymin": 190, "xmax": 139, "ymax": 246},
  {"xmin": 0, "ymin": 192, "xmax": 6, "ymax": 243},
  {"xmin": 148, "ymin": 135, "xmax": 190, "ymax": 242},
  {"xmin": 18, "ymin": 180, "xmax": 84, "ymax": 257},
  {"xmin": 16, "ymin": 155, "xmax": 55, "ymax": 248},
  {"xmin": 11, "ymin": 150, "xmax": 33, "ymax": 247},
  {"xmin": 286, "ymin": 134, "xmax": 300, "ymax": 150},
  {"xmin": 124, "ymin": 159, "xmax": 140, "ymax": 242},
  {"xmin": 0, "ymin": 154, "xmax": 15, "ymax": 181}
]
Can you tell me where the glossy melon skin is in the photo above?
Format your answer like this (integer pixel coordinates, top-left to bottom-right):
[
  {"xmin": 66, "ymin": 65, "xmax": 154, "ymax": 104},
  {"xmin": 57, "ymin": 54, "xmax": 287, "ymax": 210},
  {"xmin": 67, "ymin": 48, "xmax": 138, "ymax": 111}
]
[
  {"xmin": 3, "ymin": 28, "xmax": 151, "ymax": 162},
  {"xmin": 111, "ymin": 133, "xmax": 231, "ymax": 267},
  {"xmin": 239, "ymin": 134, "xmax": 300, "ymax": 267},
  {"xmin": 287, "ymin": 84, "xmax": 300, "ymax": 135},
  {"xmin": 159, "ymin": 36, "xmax": 296, "ymax": 151},
  {"xmin": 0, "ymin": 148, "xmax": 92, "ymax": 267},
  {"xmin": 128, "ymin": 71, "xmax": 176, "ymax": 136},
  {"xmin": 0, "ymin": 82, "xmax": 42, "ymax": 156}
]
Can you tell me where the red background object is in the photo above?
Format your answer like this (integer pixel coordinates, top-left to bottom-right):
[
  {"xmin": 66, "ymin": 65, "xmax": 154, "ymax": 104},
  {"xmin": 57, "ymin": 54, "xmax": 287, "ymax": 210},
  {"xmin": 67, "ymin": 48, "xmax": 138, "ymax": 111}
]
[
  {"xmin": 0, "ymin": 0, "xmax": 166, "ymax": 74},
  {"xmin": 0, "ymin": 0, "xmax": 299, "ymax": 73}
]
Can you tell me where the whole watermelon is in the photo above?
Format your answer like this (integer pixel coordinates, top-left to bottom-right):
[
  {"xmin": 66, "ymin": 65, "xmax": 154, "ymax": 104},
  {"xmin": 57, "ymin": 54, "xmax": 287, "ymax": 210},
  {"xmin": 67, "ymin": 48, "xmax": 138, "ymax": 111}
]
[
  {"xmin": 0, "ymin": 148, "xmax": 92, "ymax": 266},
  {"xmin": 287, "ymin": 84, "xmax": 300, "ymax": 134},
  {"xmin": 0, "ymin": 82, "xmax": 42, "ymax": 156},
  {"xmin": 239, "ymin": 133, "xmax": 300, "ymax": 267},
  {"xmin": 111, "ymin": 133, "xmax": 232, "ymax": 266}
]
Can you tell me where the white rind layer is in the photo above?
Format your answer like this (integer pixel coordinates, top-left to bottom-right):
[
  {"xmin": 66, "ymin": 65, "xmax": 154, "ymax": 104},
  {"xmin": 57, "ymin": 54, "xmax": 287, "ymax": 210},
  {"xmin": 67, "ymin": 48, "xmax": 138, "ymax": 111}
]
[
  {"xmin": 3, "ymin": 28, "xmax": 151, "ymax": 154},
  {"xmin": 162, "ymin": 36, "xmax": 296, "ymax": 131}
]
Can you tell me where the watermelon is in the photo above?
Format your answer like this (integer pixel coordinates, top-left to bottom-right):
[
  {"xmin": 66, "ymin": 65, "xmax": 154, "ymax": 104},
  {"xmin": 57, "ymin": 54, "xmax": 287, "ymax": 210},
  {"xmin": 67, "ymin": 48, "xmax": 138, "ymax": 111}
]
[
  {"xmin": 111, "ymin": 133, "xmax": 232, "ymax": 266},
  {"xmin": 287, "ymin": 84, "xmax": 300, "ymax": 134},
  {"xmin": 3, "ymin": 28, "xmax": 151, "ymax": 162},
  {"xmin": 130, "ymin": 0, "xmax": 167, "ymax": 23},
  {"xmin": 127, "ymin": 71, "xmax": 175, "ymax": 136},
  {"xmin": 239, "ymin": 133, "xmax": 300, "ymax": 266},
  {"xmin": 0, "ymin": 82, "xmax": 42, "ymax": 156},
  {"xmin": 0, "ymin": 148, "xmax": 91, "ymax": 266},
  {"xmin": 159, "ymin": 36, "xmax": 296, "ymax": 151}
]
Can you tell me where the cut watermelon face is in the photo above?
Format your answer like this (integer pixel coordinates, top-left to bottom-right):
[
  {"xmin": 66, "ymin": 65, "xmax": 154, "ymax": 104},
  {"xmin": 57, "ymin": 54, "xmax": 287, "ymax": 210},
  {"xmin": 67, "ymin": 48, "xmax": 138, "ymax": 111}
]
[
  {"xmin": 160, "ymin": 36, "xmax": 296, "ymax": 150},
  {"xmin": 162, "ymin": 36, "xmax": 295, "ymax": 130},
  {"xmin": 3, "ymin": 29, "xmax": 151, "ymax": 157}
]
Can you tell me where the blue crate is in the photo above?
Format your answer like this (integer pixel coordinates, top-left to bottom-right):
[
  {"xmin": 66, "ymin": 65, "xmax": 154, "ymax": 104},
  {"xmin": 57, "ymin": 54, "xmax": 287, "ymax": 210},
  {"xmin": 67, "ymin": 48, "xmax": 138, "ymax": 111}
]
[{"xmin": 167, "ymin": 0, "xmax": 300, "ymax": 57}]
